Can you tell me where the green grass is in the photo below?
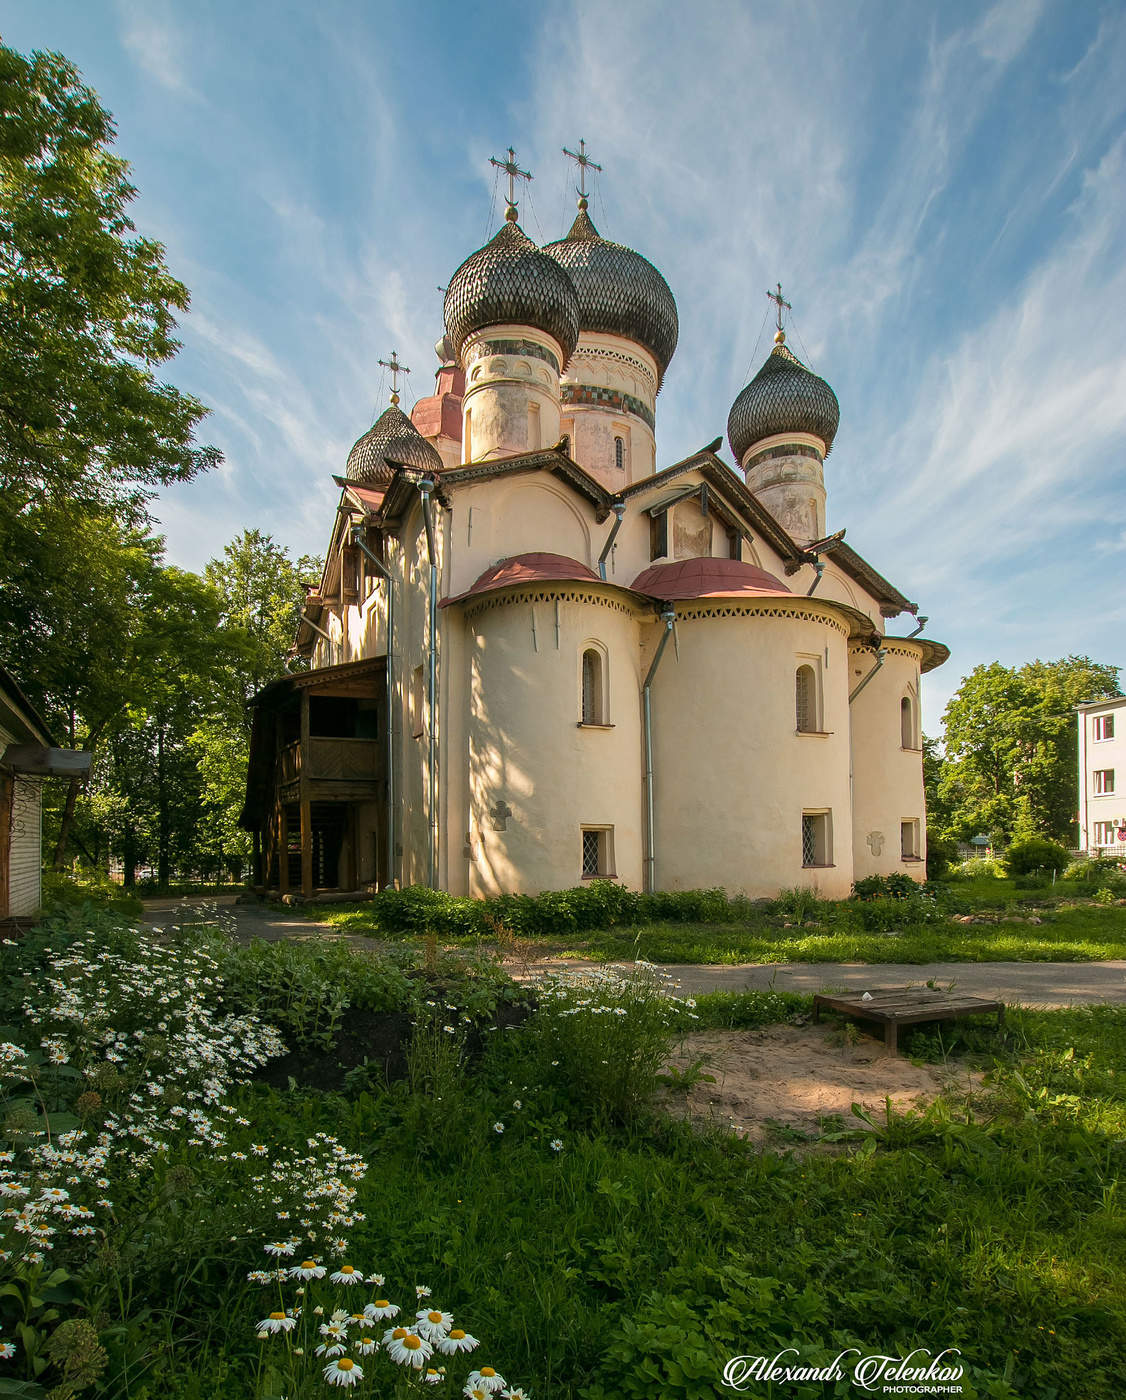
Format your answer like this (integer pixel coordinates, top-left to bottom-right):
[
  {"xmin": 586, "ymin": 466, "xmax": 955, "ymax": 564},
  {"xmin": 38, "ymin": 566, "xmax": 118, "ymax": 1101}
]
[{"xmin": 298, "ymin": 879, "xmax": 1126, "ymax": 965}]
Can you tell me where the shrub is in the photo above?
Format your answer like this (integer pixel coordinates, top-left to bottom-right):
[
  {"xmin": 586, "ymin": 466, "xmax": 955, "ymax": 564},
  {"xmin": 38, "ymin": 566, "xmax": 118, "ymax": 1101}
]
[
  {"xmin": 771, "ymin": 886, "xmax": 823, "ymax": 922},
  {"xmin": 1064, "ymin": 856, "xmax": 1123, "ymax": 883},
  {"xmin": 925, "ymin": 833, "xmax": 958, "ymax": 880},
  {"xmin": 40, "ymin": 868, "xmax": 143, "ymax": 917},
  {"xmin": 852, "ymin": 873, "xmax": 919, "ymax": 901},
  {"xmin": 947, "ymin": 856, "xmax": 1007, "ymax": 880},
  {"xmin": 1005, "ymin": 838, "xmax": 1070, "ymax": 876}
]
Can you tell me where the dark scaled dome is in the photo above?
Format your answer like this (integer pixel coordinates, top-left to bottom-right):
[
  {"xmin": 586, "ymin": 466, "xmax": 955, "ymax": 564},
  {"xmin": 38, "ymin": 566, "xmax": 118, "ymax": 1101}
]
[
  {"xmin": 443, "ymin": 214, "xmax": 580, "ymax": 364},
  {"xmin": 543, "ymin": 207, "xmax": 679, "ymax": 384},
  {"xmin": 727, "ymin": 338, "xmax": 840, "ymax": 464},
  {"xmin": 346, "ymin": 403, "xmax": 442, "ymax": 487}
]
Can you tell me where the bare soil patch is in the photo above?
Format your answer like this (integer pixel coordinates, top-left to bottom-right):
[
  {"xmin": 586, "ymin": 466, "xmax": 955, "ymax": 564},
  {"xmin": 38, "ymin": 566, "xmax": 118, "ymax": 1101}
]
[{"xmin": 661, "ymin": 1024, "xmax": 982, "ymax": 1146}]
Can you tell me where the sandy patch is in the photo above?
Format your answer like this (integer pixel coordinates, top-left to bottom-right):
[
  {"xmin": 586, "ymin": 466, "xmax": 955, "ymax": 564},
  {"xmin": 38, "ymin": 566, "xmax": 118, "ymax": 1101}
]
[{"xmin": 660, "ymin": 1024, "xmax": 982, "ymax": 1145}]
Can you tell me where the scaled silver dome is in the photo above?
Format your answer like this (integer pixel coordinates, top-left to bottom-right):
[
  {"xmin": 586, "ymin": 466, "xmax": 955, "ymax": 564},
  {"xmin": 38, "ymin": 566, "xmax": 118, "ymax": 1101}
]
[
  {"xmin": 728, "ymin": 340, "xmax": 840, "ymax": 464},
  {"xmin": 443, "ymin": 214, "xmax": 580, "ymax": 364},
  {"xmin": 346, "ymin": 403, "xmax": 442, "ymax": 487},
  {"xmin": 543, "ymin": 208, "xmax": 678, "ymax": 384}
]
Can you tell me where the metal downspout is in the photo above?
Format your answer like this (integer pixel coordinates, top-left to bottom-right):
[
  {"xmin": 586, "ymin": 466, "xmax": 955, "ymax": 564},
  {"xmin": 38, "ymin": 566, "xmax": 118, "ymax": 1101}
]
[
  {"xmin": 351, "ymin": 528, "xmax": 396, "ymax": 889},
  {"xmin": 643, "ymin": 608, "xmax": 677, "ymax": 893},
  {"xmin": 598, "ymin": 504, "xmax": 626, "ymax": 581},
  {"xmin": 806, "ymin": 561, "xmax": 826, "ymax": 596},
  {"xmin": 418, "ymin": 480, "xmax": 439, "ymax": 889},
  {"xmin": 849, "ymin": 649, "xmax": 887, "ymax": 703}
]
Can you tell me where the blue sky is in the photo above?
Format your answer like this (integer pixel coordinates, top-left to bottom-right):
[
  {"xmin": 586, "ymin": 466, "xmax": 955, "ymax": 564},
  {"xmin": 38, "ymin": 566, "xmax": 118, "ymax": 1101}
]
[{"xmin": 4, "ymin": 0, "xmax": 1125, "ymax": 732}]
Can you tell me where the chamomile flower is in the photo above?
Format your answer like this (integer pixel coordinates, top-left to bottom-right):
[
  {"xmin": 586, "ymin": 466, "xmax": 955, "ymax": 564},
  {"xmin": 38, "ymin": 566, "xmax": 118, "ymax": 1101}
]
[
  {"xmin": 550, "ymin": 1139, "xmax": 563, "ymax": 1151},
  {"xmin": 436, "ymin": 1327, "xmax": 479, "ymax": 1355},
  {"xmin": 424, "ymin": 1367, "xmax": 447, "ymax": 1384},
  {"xmin": 365, "ymin": 1299, "xmax": 399, "ymax": 1320},
  {"xmin": 415, "ymin": 1284, "xmax": 432, "ymax": 1299},
  {"xmin": 467, "ymin": 1367, "xmax": 506, "ymax": 1393},
  {"xmin": 353, "ymin": 1335, "xmax": 378, "ymax": 1355},
  {"xmin": 465, "ymin": 1386, "xmax": 490, "ymax": 1400},
  {"xmin": 330, "ymin": 1264, "xmax": 362, "ymax": 1284},
  {"xmin": 323, "ymin": 1356, "xmax": 363, "ymax": 1386},
  {"xmin": 290, "ymin": 1259, "xmax": 326, "ymax": 1280},
  {"xmin": 386, "ymin": 1330, "xmax": 432, "ymax": 1368},
  {"xmin": 367, "ymin": 1272, "xmax": 385, "ymax": 1286},
  {"xmin": 493, "ymin": 1122, "xmax": 504, "ymax": 1134},
  {"xmin": 0, "ymin": 1342, "xmax": 15, "ymax": 1360},
  {"xmin": 264, "ymin": 1240, "xmax": 296, "ymax": 1257},
  {"xmin": 315, "ymin": 1343, "xmax": 347, "ymax": 1359},
  {"xmin": 502, "ymin": 1388, "xmax": 531, "ymax": 1399},
  {"xmin": 416, "ymin": 1308, "xmax": 454, "ymax": 1342},
  {"xmin": 256, "ymin": 1312, "xmax": 296, "ymax": 1334}
]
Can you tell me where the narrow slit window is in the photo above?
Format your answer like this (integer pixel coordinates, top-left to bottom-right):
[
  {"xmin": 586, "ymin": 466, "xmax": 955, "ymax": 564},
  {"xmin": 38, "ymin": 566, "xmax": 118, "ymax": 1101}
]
[
  {"xmin": 614, "ymin": 436, "xmax": 624, "ymax": 470},
  {"xmin": 581, "ymin": 649, "xmax": 603, "ymax": 725},
  {"xmin": 796, "ymin": 666, "xmax": 816, "ymax": 732},
  {"xmin": 901, "ymin": 695, "xmax": 917, "ymax": 748}
]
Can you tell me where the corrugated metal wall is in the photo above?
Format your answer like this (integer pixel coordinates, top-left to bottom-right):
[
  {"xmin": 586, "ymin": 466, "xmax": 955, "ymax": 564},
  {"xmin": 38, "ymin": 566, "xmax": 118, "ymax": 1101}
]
[{"xmin": 8, "ymin": 775, "xmax": 43, "ymax": 918}]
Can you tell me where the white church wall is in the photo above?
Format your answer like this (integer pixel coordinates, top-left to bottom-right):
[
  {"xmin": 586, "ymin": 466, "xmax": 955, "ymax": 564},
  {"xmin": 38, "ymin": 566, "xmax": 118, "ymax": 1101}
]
[
  {"xmin": 461, "ymin": 589, "xmax": 644, "ymax": 896},
  {"xmin": 461, "ymin": 324, "xmax": 563, "ymax": 462},
  {"xmin": 647, "ymin": 603, "xmax": 854, "ymax": 899}
]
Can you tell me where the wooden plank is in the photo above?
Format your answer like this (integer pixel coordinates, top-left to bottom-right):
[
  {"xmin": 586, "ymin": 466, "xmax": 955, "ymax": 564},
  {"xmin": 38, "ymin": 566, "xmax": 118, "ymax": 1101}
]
[
  {"xmin": 0, "ymin": 773, "xmax": 11, "ymax": 921},
  {"xmin": 3, "ymin": 745, "xmax": 92, "ymax": 778}
]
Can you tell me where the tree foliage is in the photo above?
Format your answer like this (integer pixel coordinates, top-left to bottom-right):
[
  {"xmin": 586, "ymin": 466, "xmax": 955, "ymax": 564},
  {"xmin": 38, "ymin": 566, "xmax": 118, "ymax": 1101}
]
[{"xmin": 935, "ymin": 656, "xmax": 1121, "ymax": 845}]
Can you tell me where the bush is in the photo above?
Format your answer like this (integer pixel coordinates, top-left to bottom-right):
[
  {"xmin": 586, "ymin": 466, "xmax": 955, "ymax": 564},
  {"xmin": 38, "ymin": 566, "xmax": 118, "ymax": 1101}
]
[
  {"xmin": 40, "ymin": 868, "xmax": 143, "ymax": 917},
  {"xmin": 947, "ymin": 857, "xmax": 1007, "ymax": 880},
  {"xmin": 925, "ymin": 834, "xmax": 958, "ymax": 880},
  {"xmin": 1064, "ymin": 856, "xmax": 1123, "ymax": 883},
  {"xmin": 1005, "ymin": 838, "xmax": 1070, "ymax": 877}
]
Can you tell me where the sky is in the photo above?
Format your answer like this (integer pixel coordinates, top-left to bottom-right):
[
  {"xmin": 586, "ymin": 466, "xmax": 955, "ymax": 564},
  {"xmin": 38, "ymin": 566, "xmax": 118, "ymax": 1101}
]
[{"xmin": 4, "ymin": 0, "xmax": 1125, "ymax": 733}]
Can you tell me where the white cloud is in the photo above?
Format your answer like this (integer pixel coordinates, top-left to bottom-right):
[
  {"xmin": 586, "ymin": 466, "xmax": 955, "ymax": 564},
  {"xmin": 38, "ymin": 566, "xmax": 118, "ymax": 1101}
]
[{"xmin": 115, "ymin": 0, "xmax": 199, "ymax": 98}]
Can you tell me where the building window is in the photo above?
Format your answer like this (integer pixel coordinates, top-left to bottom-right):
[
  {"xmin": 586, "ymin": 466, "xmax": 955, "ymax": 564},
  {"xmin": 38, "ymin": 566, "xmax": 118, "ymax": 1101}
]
[
  {"xmin": 463, "ymin": 408, "xmax": 473, "ymax": 463},
  {"xmin": 1094, "ymin": 821, "xmax": 1119, "ymax": 846},
  {"xmin": 900, "ymin": 694, "xmax": 919, "ymax": 749},
  {"xmin": 650, "ymin": 511, "xmax": 668, "ymax": 561},
  {"xmin": 795, "ymin": 665, "xmax": 817, "ymax": 733},
  {"xmin": 1095, "ymin": 714, "xmax": 1115, "ymax": 741},
  {"xmin": 581, "ymin": 827, "xmax": 614, "ymax": 878},
  {"xmin": 801, "ymin": 811, "xmax": 831, "ymax": 867},
  {"xmin": 580, "ymin": 648, "xmax": 607, "ymax": 725},
  {"xmin": 901, "ymin": 820, "xmax": 920, "ymax": 859},
  {"xmin": 1094, "ymin": 769, "xmax": 1115, "ymax": 795},
  {"xmin": 614, "ymin": 435, "xmax": 624, "ymax": 470},
  {"xmin": 528, "ymin": 401, "xmax": 541, "ymax": 450}
]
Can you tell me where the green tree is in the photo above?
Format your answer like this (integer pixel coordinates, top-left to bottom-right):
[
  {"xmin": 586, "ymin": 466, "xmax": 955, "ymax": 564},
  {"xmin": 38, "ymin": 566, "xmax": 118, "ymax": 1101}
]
[
  {"xmin": 0, "ymin": 42, "xmax": 218, "ymax": 552},
  {"xmin": 938, "ymin": 656, "xmax": 1120, "ymax": 845}
]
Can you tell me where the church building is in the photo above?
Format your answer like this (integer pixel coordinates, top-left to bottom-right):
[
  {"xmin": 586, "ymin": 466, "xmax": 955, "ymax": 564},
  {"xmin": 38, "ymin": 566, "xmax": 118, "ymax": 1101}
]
[{"xmin": 241, "ymin": 147, "xmax": 948, "ymax": 901}]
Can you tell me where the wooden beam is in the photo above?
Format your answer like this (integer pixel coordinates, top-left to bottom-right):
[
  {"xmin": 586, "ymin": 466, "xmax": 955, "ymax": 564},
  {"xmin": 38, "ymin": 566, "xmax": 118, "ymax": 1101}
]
[
  {"xmin": 278, "ymin": 805, "xmax": 289, "ymax": 895},
  {"xmin": 2, "ymin": 745, "xmax": 92, "ymax": 778}
]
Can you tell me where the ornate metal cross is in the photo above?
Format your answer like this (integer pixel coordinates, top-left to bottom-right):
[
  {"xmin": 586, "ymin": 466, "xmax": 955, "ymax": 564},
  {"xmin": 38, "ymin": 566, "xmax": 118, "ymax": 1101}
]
[
  {"xmin": 378, "ymin": 350, "xmax": 410, "ymax": 405},
  {"xmin": 563, "ymin": 138, "xmax": 602, "ymax": 199},
  {"xmin": 489, "ymin": 146, "xmax": 532, "ymax": 212},
  {"xmin": 767, "ymin": 282, "xmax": 792, "ymax": 335}
]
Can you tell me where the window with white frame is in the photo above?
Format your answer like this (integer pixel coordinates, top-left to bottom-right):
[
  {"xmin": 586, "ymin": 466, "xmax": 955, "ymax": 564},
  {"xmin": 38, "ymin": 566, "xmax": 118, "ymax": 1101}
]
[
  {"xmin": 581, "ymin": 826, "xmax": 614, "ymax": 878},
  {"xmin": 795, "ymin": 665, "xmax": 818, "ymax": 733},
  {"xmin": 901, "ymin": 820, "xmax": 920, "ymax": 859},
  {"xmin": 801, "ymin": 811, "xmax": 832, "ymax": 867},
  {"xmin": 1093, "ymin": 821, "xmax": 1119, "ymax": 846},
  {"xmin": 1094, "ymin": 714, "xmax": 1115, "ymax": 741},
  {"xmin": 580, "ymin": 646, "xmax": 608, "ymax": 725},
  {"xmin": 1094, "ymin": 769, "xmax": 1115, "ymax": 795}
]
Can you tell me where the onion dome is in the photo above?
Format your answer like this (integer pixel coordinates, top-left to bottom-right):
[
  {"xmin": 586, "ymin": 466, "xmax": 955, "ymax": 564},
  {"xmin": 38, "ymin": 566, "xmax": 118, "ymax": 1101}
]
[
  {"xmin": 543, "ymin": 204, "xmax": 679, "ymax": 384},
  {"xmin": 443, "ymin": 211, "xmax": 580, "ymax": 364},
  {"xmin": 631, "ymin": 558, "xmax": 791, "ymax": 600},
  {"xmin": 442, "ymin": 552, "xmax": 600, "ymax": 606},
  {"xmin": 346, "ymin": 403, "xmax": 442, "ymax": 487},
  {"xmin": 728, "ymin": 335, "xmax": 840, "ymax": 464}
]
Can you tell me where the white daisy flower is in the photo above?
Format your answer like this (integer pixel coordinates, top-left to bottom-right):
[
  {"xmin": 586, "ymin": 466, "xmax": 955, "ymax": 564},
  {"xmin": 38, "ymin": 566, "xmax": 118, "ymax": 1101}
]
[
  {"xmin": 367, "ymin": 1272, "xmax": 385, "ymax": 1286},
  {"xmin": 436, "ymin": 1327, "xmax": 478, "ymax": 1355},
  {"xmin": 465, "ymin": 1386, "xmax": 490, "ymax": 1400},
  {"xmin": 493, "ymin": 1122, "xmax": 504, "ymax": 1134},
  {"xmin": 290, "ymin": 1259, "xmax": 326, "ymax": 1280},
  {"xmin": 256, "ymin": 1312, "xmax": 296, "ymax": 1334},
  {"xmin": 424, "ymin": 1366, "xmax": 446, "ymax": 1385},
  {"xmin": 502, "ymin": 1388, "xmax": 531, "ymax": 1399},
  {"xmin": 416, "ymin": 1308, "xmax": 454, "ymax": 1342},
  {"xmin": 467, "ymin": 1367, "xmax": 506, "ymax": 1394},
  {"xmin": 330, "ymin": 1265, "xmax": 362, "ymax": 1284},
  {"xmin": 386, "ymin": 1330, "xmax": 432, "ymax": 1368},
  {"xmin": 315, "ymin": 1343, "xmax": 346, "ymax": 1358},
  {"xmin": 550, "ymin": 1139, "xmax": 563, "ymax": 1151},
  {"xmin": 366, "ymin": 1299, "xmax": 399, "ymax": 1320},
  {"xmin": 323, "ymin": 1356, "xmax": 363, "ymax": 1386},
  {"xmin": 264, "ymin": 1240, "xmax": 295, "ymax": 1257},
  {"xmin": 353, "ymin": 1335, "xmax": 378, "ymax": 1355},
  {"xmin": 415, "ymin": 1284, "xmax": 432, "ymax": 1299},
  {"xmin": 0, "ymin": 1342, "xmax": 15, "ymax": 1359}
]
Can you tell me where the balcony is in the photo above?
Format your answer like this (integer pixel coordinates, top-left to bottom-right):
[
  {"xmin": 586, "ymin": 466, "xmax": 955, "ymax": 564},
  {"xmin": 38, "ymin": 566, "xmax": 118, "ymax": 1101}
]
[{"xmin": 280, "ymin": 738, "xmax": 380, "ymax": 785}]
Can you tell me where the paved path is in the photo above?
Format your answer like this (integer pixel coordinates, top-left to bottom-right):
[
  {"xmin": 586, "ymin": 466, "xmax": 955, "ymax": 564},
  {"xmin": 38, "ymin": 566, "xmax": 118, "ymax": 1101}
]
[{"xmin": 137, "ymin": 897, "xmax": 1126, "ymax": 1008}]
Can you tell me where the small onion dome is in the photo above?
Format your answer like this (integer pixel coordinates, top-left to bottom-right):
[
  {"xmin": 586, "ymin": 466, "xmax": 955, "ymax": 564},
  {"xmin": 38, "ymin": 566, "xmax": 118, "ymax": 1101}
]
[
  {"xmin": 631, "ymin": 558, "xmax": 791, "ymax": 600},
  {"xmin": 443, "ymin": 216, "xmax": 580, "ymax": 364},
  {"xmin": 543, "ymin": 208, "xmax": 679, "ymax": 384},
  {"xmin": 442, "ymin": 552, "xmax": 600, "ymax": 606},
  {"xmin": 346, "ymin": 403, "xmax": 442, "ymax": 486},
  {"xmin": 727, "ymin": 339, "xmax": 840, "ymax": 464}
]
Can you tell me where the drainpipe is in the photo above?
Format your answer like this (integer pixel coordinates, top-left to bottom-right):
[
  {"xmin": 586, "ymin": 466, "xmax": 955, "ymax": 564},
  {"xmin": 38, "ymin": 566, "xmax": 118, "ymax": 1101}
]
[
  {"xmin": 351, "ymin": 527, "xmax": 396, "ymax": 890},
  {"xmin": 597, "ymin": 504, "xmax": 626, "ymax": 581},
  {"xmin": 849, "ymin": 648, "xmax": 886, "ymax": 703},
  {"xmin": 908, "ymin": 614, "xmax": 928, "ymax": 639},
  {"xmin": 806, "ymin": 561, "xmax": 826, "ymax": 597},
  {"xmin": 417, "ymin": 479, "xmax": 439, "ymax": 889},
  {"xmin": 300, "ymin": 613, "xmax": 338, "ymax": 665},
  {"xmin": 643, "ymin": 607, "xmax": 677, "ymax": 893}
]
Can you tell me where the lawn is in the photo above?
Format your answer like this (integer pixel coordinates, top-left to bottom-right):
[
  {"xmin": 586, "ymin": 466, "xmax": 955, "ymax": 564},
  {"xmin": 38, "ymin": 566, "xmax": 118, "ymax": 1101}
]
[
  {"xmin": 2, "ymin": 896, "xmax": 1125, "ymax": 1398},
  {"xmin": 297, "ymin": 877, "xmax": 1126, "ymax": 965}
]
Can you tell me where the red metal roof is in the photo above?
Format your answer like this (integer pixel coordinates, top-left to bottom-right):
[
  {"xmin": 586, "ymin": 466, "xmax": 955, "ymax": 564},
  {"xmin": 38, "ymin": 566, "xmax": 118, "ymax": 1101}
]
[
  {"xmin": 631, "ymin": 557, "xmax": 791, "ymax": 600},
  {"xmin": 345, "ymin": 482, "xmax": 386, "ymax": 512},
  {"xmin": 442, "ymin": 552, "xmax": 601, "ymax": 605}
]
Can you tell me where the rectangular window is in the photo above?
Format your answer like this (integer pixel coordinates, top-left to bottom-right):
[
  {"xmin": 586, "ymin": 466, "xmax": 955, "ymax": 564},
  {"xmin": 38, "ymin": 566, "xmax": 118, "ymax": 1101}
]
[
  {"xmin": 801, "ymin": 811, "xmax": 831, "ymax": 867},
  {"xmin": 901, "ymin": 820, "xmax": 920, "ymax": 859},
  {"xmin": 1094, "ymin": 769, "xmax": 1115, "ymax": 795},
  {"xmin": 1095, "ymin": 714, "xmax": 1115, "ymax": 741},
  {"xmin": 1093, "ymin": 821, "xmax": 1118, "ymax": 846},
  {"xmin": 650, "ymin": 511, "xmax": 668, "ymax": 561},
  {"xmin": 580, "ymin": 826, "xmax": 614, "ymax": 879},
  {"xmin": 411, "ymin": 665, "xmax": 424, "ymax": 739},
  {"xmin": 528, "ymin": 401, "xmax": 541, "ymax": 451}
]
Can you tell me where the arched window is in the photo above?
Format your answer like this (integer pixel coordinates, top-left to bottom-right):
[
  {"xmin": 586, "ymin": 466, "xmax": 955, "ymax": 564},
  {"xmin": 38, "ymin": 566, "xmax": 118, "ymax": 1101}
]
[
  {"xmin": 795, "ymin": 665, "xmax": 816, "ymax": 733},
  {"xmin": 901, "ymin": 695, "xmax": 916, "ymax": 749},
  {"xmin": 581, "ymin": 648, "xmax": 604, "ymax": 725},
  {"xmin": 614, "ymin": 436, "xmax": 624, "ymax": 470}
]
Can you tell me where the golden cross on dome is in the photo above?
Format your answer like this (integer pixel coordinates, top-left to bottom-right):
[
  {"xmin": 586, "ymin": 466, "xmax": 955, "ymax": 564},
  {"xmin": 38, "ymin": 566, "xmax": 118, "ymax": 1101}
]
[
  {"xmin": 767, "ymin": 283, "xmax": 792, "ymax": 343},
  {"xmin": 563, "ymin": 138, "xmax": 602, "ymax": 207},
  {"xmin": 489, "ymin": 146, "xmax": 532, "ymax": 218},
  {"xmin": 377, "ymin": 350, "xmax": 410, "ymax": 406}
]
